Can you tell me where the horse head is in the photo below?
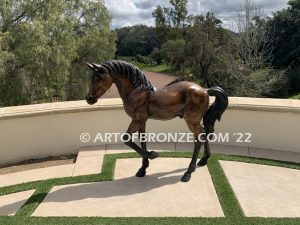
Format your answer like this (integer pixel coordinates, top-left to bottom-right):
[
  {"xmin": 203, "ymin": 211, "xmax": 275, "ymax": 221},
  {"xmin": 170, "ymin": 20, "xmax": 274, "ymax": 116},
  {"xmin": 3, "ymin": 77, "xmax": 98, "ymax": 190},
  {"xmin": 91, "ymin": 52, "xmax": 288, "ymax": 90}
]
[{"xmin": 85, "ymin": 63, "xmax": 113, "ymax": 105}]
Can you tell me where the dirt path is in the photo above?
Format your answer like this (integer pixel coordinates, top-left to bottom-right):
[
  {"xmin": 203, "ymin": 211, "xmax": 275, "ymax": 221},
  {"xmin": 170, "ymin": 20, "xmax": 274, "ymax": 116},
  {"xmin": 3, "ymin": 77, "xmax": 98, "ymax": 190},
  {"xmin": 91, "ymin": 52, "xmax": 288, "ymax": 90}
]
[{"xmin": 102, "ymin": 71, "xmax": 177, "ymax": 98}]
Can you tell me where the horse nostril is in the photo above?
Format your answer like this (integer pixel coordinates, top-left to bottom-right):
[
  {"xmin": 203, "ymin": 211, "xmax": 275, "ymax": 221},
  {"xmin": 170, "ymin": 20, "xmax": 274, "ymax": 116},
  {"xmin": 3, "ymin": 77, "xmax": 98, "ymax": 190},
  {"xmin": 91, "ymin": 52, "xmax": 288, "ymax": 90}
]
[{"xmin": 85, "ymin": 95, "xmax": 92, "ymax": 102}]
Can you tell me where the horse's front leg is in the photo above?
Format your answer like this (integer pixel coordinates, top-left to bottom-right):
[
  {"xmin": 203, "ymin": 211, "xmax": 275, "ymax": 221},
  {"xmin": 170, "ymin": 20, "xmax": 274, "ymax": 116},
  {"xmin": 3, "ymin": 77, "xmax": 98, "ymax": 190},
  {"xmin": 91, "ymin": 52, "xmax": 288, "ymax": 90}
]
[
  {"xmin": 136, "ymin": 124, "xmax": 149, "ymax": 177},
  {"xmin": 124, "ymin": 119, "xmax": 159, "ymax": 160}
]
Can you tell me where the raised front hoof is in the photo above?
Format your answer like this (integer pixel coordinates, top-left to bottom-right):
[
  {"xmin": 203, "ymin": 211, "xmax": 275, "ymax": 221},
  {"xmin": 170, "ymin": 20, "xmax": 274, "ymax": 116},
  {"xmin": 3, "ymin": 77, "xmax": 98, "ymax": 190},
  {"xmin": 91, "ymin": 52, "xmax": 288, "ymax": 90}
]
[
  {"xmin": 136, "ymin": 169, "xmax": 146, "ymax": 177},
  {"xmin": 197, "ymin": 159, "xmax": 208, "ymax": 167},
  {"xmin": 181, "ymin": 172, "xmax": 191, "ymax": 182},
  {"xmin": 148, "ymin": 151, "xmax": 159, "ymax": 160}
]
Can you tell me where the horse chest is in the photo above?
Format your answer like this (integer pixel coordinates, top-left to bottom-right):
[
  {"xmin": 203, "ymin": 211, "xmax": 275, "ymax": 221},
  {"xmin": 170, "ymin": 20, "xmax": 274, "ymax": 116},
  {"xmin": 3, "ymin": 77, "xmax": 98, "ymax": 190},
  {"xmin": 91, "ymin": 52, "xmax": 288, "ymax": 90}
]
[{"xmin": 123, "ymin": 102, "xmax": 148, "ymax": 118}]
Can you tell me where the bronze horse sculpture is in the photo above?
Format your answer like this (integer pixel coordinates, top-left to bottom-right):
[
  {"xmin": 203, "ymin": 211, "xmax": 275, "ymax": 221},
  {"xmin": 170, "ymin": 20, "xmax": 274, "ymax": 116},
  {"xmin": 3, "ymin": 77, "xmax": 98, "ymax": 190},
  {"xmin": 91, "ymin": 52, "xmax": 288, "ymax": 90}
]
[{"xmin": 86, "ymin": 60, "xmax": 228, "ymax": 182}]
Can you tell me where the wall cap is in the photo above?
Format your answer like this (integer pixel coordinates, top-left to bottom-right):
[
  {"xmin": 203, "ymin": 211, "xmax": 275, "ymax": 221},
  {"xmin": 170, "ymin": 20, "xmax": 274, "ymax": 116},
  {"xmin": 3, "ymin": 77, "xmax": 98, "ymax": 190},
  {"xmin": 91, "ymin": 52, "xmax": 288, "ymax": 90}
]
[{"xmin": 0, "ymin": 97, "xmax": 299, "ymax": 120}]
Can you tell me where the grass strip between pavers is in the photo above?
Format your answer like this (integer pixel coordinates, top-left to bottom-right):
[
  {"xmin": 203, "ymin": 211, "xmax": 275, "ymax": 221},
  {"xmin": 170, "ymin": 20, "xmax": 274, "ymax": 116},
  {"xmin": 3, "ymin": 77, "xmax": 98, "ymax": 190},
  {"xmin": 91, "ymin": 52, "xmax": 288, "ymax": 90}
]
[{"xmin": 0, "ymin": 152, "xmax": 299, "ymax": 225}]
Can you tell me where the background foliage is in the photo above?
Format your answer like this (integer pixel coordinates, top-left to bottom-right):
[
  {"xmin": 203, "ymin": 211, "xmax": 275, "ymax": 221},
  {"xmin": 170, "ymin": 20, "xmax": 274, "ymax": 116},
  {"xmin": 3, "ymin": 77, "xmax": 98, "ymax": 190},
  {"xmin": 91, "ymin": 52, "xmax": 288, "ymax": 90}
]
[
  {"xmin": 0, "ymin": 0, "xmax": 299, "ymax": 107},
  {"xmin": 151, "ymin": 0, "xmax": 291, "ymax": 97},
  {"xmin": 0, "ymin": 0, "xmax": 116, "ymax": 106},
  {"xmin": 268, "ymin": 0, "xmax": 300, "ymax": 95}
]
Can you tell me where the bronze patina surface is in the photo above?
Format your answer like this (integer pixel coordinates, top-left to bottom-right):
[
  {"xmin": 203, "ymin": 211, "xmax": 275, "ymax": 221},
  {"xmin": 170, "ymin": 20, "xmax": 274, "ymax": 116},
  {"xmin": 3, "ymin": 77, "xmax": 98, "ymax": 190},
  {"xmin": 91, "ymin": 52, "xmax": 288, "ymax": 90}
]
[{"xmin": 86, "ymin": 60, "xmax": 228, "ymax": 182}]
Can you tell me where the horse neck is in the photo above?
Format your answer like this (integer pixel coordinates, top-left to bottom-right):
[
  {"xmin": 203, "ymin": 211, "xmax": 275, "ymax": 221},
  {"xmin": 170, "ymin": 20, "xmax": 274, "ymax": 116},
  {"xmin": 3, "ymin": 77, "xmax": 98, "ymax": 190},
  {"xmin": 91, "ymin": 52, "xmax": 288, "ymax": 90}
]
[{"xmin": 112, "ymin": 74, "xmax": 135, "ymax": 100}]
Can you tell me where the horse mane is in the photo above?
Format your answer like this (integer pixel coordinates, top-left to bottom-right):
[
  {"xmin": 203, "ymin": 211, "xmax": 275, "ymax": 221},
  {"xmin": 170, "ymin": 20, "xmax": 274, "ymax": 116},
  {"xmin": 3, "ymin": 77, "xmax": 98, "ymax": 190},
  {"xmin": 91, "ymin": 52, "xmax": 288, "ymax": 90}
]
[{"xmin": 100, "ymin": 60, "xmax": 156, "ymax": 92}]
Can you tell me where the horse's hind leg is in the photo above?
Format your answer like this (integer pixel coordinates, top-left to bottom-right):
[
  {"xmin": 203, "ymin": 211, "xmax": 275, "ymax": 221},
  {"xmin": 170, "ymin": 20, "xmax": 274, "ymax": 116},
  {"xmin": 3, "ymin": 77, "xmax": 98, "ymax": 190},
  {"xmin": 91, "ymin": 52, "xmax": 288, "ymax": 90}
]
[
  {"xmin": 181, "ymin": 140, "xmax": 202, "ymax": 182},
  {"xmin": 198, "ymin": 139, "xmax": 210, "ymax": 167},
  {"xmin": 136, "ymin": 124, "xmax": 149, "ymax": 177},
  {"xmin": 181, "ymin": 121, "xmax": 203, "ymax": 182}
]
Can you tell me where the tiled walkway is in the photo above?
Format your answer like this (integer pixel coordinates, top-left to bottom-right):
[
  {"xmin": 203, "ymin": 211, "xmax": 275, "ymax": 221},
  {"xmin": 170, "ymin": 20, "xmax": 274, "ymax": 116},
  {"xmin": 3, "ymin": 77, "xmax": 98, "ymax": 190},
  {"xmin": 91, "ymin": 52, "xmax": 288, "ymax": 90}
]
[
  {"xmin": 32, "ymin": 158, "xmax": 224, "ymax": 217},
  {"xmin": 0, "ymin": 190, "xmax": 35, "ymax": 216},
  {"xmin": 0, "ymin": 146, "xmax": 105, "ymax": 188},
  {"xmin": 0, "ymin": 145, "xmax": 299, "ymax": 217},
  {"xmin": 220, "ymin": 160, "xmax": 300, "ymax": 217}
]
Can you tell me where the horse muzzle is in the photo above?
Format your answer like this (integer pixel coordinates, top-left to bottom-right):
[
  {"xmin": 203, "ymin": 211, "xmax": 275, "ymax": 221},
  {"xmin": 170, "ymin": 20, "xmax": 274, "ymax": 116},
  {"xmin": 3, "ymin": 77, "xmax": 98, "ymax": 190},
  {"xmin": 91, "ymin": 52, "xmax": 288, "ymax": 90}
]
[{"xmin": 85, "ymin": 95, "xmax": 98, "ymax": 105}]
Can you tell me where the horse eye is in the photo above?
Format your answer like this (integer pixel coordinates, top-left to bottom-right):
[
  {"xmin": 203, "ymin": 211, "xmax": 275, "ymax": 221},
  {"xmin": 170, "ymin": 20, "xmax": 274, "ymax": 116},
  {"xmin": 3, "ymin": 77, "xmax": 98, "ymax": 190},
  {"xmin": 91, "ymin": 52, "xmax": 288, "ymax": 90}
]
[{"xmin": 91, "ymin": 72, "xmax": 102, "ymax": 82}]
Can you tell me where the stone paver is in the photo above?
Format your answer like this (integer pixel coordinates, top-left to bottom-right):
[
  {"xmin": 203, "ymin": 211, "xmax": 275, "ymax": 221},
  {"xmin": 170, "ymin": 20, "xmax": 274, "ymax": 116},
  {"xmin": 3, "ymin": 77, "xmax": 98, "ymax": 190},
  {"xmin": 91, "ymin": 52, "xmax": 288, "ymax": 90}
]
[
  {"xmin": 106, "ymin": 144, "xmax": 135, "ymax": 154},
  {"xmin": 0, "ymin": 147, "xmax": 105, "ymax": 187},
  {"xmin": 77, "ymin": 145, "xmax": 105, "ymax": 157},
  {"xmin": 220, "ymin": 160, "xmax": 300, "ymax": 217},
  {"xmin": 0, "ymin": 190, "xmax": 35, "ymax": 215},
  {"xmin": 73, "ymin": 156, "xmax": 103, "ymax": 176},
  {"xmin": 73, "ymin": 146, "xmax": 105, "ymax": 176},
  {"xmin": 0, "ymin": 164, "xmax": 75, "ymax": 188},
  {"xmin": 32, "ymin": 158, "xmax": 224, "ymax": 217}
]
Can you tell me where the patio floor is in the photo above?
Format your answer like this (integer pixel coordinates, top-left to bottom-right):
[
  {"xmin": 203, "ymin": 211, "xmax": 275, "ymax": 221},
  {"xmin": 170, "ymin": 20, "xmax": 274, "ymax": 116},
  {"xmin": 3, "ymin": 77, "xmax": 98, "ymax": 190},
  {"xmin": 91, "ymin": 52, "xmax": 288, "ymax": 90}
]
[
  {"xmin": 0, "ymin": 145, "xmax": 299, "ymax": 218},
  {"xmin": 32, "ymin": 158, "xmax": 224, "ymax": 217}
]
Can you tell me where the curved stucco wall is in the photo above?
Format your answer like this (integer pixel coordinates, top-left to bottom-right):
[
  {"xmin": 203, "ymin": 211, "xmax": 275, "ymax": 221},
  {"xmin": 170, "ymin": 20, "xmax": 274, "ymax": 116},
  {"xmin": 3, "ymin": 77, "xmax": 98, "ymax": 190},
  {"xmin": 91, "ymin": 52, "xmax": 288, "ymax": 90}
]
[{"xmin": 0, "ymin": 98, "xmax": 299, "ymax": 165}]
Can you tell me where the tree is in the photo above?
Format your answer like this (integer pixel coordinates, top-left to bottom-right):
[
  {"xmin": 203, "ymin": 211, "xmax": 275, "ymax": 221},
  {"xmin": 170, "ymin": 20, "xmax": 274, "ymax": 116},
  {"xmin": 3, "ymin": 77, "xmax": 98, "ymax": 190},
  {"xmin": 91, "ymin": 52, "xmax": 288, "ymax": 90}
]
[
  {"xmin": 67, "ymin": 1, "xmax": 116, "ymax": 100},
  {"xmin": 161, "ymin": 39, "xmax": 186, "ymax": 70},
  {"xmin": 237, "ymin": 0, "xmax": 273, "ymax": 69},
  {"xmin": 153, "ymin": 2, "xmax": 238, "ymax": 90},
  {"xmin": 152, "ymin": 1, "xmax": 238, "ymax": 90},
  {"xmin": 151, "ymin": 0, "xmax": 287, "ymax": 97},
  {"xmin": 234, "ymin": 0, "xmax": 287, "ymax": 97},
  {"xmin": 152, "ymin": 0, "xmax": 189, "ymax": 41},
  {"xmin": 116, "ymin": 25, "xmax": 159, "ymax": 57},
  {"xmin": 0, "ymin": 0, "xmax": 116, "ymax": 106},
  {"xmin": 183, "ymin": 13, "xmax": 236, "ymax": 88},
  {"xmin": 268, "ymin": 0, "xmax": 300, "ymax": 95},
  {"xmin": 150, "ymin": 48, "xmax": 163, "ymax": 64},
  {"xmin": 169, "ymin": 0, "xmax": 189, "ymax": 27}
]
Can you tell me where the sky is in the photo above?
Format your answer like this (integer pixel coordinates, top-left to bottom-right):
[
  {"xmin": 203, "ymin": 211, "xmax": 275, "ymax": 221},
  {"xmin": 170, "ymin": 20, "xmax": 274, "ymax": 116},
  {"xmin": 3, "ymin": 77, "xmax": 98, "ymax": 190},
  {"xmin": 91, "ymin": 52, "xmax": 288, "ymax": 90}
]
[{"xmin": 104, "ymin": 0, "xmax": 289, "ymax": 30}]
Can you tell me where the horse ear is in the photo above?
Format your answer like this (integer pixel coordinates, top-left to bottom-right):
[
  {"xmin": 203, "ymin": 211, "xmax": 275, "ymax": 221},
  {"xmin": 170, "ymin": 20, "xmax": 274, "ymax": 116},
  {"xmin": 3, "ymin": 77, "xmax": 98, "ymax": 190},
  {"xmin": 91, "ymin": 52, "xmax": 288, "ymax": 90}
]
[
  {"xmin": 98, "ymin": 67, "xmax": 107, "ymax": 74},
  {"xmin": 92, "ymin": 63, "xmax": 107, "ymax": 74},
  {"xmin": 86, "ymin": 63, "xmax": 95, "ymax": 71}
]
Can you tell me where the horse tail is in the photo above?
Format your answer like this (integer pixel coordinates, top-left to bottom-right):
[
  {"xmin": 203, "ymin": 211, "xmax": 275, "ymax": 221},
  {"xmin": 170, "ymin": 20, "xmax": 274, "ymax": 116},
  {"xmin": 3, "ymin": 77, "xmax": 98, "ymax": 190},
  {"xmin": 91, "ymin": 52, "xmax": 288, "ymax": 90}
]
[{"xmin": 203, "ymin": 87, "xmax": 228, "ymax": 134}]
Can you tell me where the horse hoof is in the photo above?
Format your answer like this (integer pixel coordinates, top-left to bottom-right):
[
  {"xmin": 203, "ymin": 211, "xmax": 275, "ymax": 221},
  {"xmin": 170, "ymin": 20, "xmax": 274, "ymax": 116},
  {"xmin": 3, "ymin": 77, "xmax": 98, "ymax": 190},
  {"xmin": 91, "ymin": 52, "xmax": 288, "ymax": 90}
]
[
  {"xmin": 136, "ymin": 169, "xmax": 146, "ymax": 177},
  {"xmin": 148, "ymin": 151, "xmax": 159, "ymax": 160},
  {"xmin": 197, "ymin": 159, "xmax": 208, "ymax": 167},
  {"xmin": 181, "ymin": 173, "xmax": 191, "ymax": 182}
]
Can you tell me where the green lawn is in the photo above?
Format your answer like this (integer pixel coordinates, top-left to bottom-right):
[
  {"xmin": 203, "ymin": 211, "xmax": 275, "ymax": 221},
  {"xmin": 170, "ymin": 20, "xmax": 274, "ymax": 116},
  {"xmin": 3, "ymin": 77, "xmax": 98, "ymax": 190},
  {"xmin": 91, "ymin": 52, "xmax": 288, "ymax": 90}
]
[
  {"xmin": 138, "ymin": 64, "xmax": 177, "ymax": 74},
  {"xmin": 0, "ymin": 152, "xmax": 299, "ymax": 225},
  {"xmin": 290, "ymin": 94, "xmax": 300, "ymax": 100}
]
